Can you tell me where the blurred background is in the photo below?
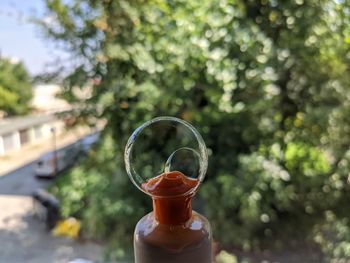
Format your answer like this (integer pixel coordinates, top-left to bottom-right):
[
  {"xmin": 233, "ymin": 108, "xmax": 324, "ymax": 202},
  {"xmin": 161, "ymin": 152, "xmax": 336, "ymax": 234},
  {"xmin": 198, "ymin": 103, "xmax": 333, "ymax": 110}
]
[{"xmin": 0, "ymin": 0, "xmax": 350, "ymax": 262}]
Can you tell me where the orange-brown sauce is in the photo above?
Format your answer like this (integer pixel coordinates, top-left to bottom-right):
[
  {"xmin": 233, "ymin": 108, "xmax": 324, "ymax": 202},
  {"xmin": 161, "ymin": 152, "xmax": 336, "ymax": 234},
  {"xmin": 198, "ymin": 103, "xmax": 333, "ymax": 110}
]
[{"xmin": 142, "ymin": 171, "xmax": 198, "ymax": 225}]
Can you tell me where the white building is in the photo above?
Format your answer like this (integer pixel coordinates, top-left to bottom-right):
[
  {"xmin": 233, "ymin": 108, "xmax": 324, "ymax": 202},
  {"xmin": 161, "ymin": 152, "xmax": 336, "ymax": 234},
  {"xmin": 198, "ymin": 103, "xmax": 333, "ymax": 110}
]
[
  {"xmin": 0, "ymin": 114, "xmax": 65, "ymax": 156},
  {"xmin": 0, "ymin": 84, "xmax": 94, "ymax": 156}
]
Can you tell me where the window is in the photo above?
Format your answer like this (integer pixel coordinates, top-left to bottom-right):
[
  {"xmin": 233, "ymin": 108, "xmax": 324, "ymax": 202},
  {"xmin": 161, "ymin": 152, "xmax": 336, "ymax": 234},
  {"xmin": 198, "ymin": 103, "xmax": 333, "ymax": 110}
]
[{"xmin": 19, "ymin": 129, "xmax": 30, "ymax": 145}]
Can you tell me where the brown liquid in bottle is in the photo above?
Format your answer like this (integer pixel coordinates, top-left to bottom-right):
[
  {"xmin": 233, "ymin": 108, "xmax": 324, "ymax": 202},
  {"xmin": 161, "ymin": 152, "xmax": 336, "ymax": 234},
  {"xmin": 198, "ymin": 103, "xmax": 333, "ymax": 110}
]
[{"xmin": 134, "ymin": 171, "xmax": 212, "ymax": 263}]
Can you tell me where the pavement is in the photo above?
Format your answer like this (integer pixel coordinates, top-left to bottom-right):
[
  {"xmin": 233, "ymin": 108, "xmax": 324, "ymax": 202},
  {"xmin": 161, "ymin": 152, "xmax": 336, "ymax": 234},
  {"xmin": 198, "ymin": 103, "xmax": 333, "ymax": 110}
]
[{"xmin": 0, "ymin": 143, "xmax": 103, "ymax": 262}]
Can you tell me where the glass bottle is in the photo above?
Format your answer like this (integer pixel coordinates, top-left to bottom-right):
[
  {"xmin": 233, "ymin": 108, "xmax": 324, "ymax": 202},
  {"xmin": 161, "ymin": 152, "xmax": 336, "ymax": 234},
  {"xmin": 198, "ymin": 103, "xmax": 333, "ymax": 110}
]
[{"xmin": 124, "ymin": 117, "xmax": 212, "ymax": 263}]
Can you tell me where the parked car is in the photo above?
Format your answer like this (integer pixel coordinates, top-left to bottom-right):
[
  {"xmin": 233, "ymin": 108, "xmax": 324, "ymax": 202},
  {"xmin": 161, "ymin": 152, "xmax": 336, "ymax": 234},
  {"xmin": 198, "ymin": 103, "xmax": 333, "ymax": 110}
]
[
  {"xmin": 35, "ymin": 145, "xmax": 79, "ymax": 178},
  {"xmin": 35, "ymin": 133, "xmax": 100, "ymax": 178}
]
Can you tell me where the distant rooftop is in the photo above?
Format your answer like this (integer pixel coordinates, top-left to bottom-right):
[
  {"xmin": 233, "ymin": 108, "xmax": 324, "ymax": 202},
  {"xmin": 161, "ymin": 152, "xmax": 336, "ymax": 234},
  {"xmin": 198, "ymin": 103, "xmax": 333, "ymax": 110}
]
[{"xmin": 0, "ymin": 114, "xmax": 56, "ymax": 136}]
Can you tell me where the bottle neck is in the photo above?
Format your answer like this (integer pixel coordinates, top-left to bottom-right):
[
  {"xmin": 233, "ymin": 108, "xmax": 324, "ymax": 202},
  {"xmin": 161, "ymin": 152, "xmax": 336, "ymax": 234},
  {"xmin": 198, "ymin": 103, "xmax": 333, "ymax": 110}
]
[{"xmin": 152, "ymin": 194, "xmax": 193, "ymax": 225}]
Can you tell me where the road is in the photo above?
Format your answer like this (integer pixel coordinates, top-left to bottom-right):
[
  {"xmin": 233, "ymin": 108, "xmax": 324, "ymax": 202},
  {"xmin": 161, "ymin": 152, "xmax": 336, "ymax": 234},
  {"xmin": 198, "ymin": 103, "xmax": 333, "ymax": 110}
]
[
  {"xmin": 0, "ymin": 161, "xmax": 102, "ymax": 263},
  {"xmin": 0, "ymin": 163, "xmax": 49, "ymax": 196}
]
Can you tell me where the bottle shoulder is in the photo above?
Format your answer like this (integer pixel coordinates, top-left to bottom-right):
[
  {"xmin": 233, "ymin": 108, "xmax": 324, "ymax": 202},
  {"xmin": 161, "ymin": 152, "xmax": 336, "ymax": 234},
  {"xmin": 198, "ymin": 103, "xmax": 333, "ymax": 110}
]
[
  {"xmin": 135, "ymin": 211, "xmax": 211, "ymax": 233},
  {"xmin": 135, "ymin": 211, "xmax": 211, "ymax": 252}
]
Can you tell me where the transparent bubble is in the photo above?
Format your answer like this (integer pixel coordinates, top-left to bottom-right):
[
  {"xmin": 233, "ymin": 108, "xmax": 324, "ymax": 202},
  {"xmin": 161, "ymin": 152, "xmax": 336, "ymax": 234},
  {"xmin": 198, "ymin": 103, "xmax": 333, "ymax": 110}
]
[
  {"xmin": 164, "ymin": 147, "xmax": 201, "ymax": 178},
  {"xmin": 124, "ymin": 116, "xmax": 208, "ymax": 195}
]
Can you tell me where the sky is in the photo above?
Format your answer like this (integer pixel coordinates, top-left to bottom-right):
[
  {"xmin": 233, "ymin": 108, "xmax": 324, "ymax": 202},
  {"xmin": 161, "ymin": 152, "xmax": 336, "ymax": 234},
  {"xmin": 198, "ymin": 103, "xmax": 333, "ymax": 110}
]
[{"xmin": 0, "ymin": 0, "xmax": 67, "ymax": 76}]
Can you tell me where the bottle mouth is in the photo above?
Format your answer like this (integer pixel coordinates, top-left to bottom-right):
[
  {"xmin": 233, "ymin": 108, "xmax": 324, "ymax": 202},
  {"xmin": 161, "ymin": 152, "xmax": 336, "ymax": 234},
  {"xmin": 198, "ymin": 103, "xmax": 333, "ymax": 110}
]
[
  {"xmin": 124, "ymin": 116, "xmax": 208, "ymax": 196},
  {"xmin": 141, "ymin": 171, "xmax": 200, "ymax": 199}
]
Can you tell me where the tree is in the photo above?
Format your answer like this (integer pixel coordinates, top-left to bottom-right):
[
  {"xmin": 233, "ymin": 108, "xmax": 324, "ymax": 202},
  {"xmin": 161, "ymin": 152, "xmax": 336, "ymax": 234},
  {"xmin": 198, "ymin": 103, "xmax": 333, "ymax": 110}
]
[
  {"xmin": 42, "ymin": 0, "xmax": 350, "ymax": 260},
  {"xmin": 0, "ymin": 58, "xmax": 33, "ymax": 116}
]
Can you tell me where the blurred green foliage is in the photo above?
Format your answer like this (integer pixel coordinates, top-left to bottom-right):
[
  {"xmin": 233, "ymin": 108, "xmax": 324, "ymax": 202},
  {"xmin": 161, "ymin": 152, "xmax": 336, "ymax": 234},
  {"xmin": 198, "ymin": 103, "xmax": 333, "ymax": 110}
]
[
  {"xmin": 313, "ymin": 211, "xmax": 350, "ymax": 261},
  {"xmin": 43, "ymin": 0, "xmax": 350, "ymax": 260},
  {"xmin": 0, "ymin": 58, "xmax": 32, "ymax": 115}
]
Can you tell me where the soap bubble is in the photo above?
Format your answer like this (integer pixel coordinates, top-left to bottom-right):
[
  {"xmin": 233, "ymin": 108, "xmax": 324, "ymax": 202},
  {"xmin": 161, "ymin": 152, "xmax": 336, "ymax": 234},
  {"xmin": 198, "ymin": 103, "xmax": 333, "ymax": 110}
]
[
  {"xmin": 164, "ymin": 147, "xmax": 201, "ymax": 178},
  {"xmin": 124, "ymin": 116, "xmax": 208, "ymax": 195}
]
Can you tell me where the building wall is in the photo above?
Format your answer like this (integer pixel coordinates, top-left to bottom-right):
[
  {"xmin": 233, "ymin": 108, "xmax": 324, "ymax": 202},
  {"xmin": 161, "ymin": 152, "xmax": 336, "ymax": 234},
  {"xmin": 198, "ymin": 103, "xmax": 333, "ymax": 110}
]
[
  {"xmin": 0, "ymin": 119, "xmax": 65, "ymax": 156},
  {"xmin": 2, "ymin": 133, "xmax": 17, "ymax": 153}
]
